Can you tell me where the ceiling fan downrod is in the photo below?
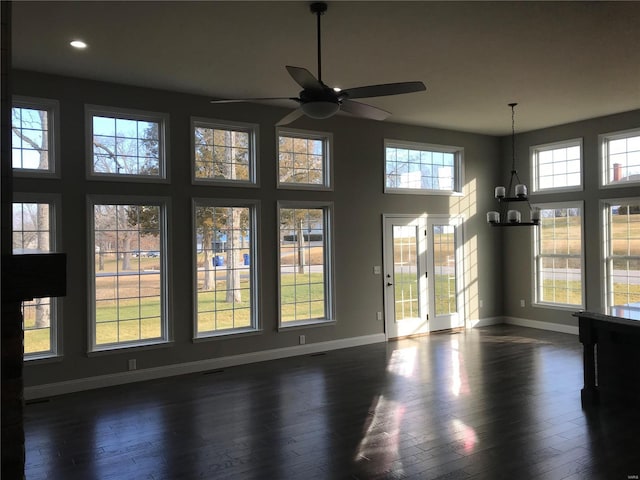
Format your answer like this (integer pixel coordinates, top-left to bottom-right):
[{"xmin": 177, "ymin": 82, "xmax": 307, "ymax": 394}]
[{"xmin": 310, "ymin": 2, "xmax": 327, "ymax": 83}]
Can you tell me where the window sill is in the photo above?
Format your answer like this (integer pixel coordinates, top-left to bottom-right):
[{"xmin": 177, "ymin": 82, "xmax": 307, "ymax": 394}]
[
  {"xmin": 278, "ymin": 319, "xmax": 336, "ymax": 331},
  {"xmin": 193, "ymin": 328, "xmax": 262, "ymax": 342},
  {"xmin": 88, "ymin": 340, "xmax": 174, "ymax": 357}
]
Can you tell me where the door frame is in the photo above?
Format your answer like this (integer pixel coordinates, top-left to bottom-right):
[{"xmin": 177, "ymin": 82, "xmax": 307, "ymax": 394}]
[{"xmin": 382, "ymin": 213, "xmax": 465, "ymax": 340}]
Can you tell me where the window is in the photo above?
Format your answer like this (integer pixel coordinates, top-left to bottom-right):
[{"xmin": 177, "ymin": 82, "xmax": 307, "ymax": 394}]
[
  {"xmin": 12, "ymin": 195, "xmax": 61, "ymax": 358},
  {"xmin": 12, "ymin": 97, "xmax": 59, "ymax": 176},
  {"xmin": 603, "ymin": 200, "xmax": 640, "ymax": 316},
  {"xmin": 531, "ymin": 138, "xmax": 582, "ymax": 192},
  {"xmin": 600, "ymin": 129, "xmax": 640, "ymax": 187},
  {"xmin": 278, "ymin": 202, "xmax": 334, "ymax": 326},
  {"xmin": 87, "ymin": 106, "xmax": 168, "ymax": 180},
  {"xmin": 277, "ymin": 128, "xmax": 332, "ymax": 189},
  {"xmin": 193, "ymin": 200, "xmax": 258, "ymax": 337},
  {"xmin": 533, "ymin": 203, "xmax": 584, "ymax": 308},
  {"xmin": 384, "ymin": 140, "xmax": 463, "ymax": 194},
  {"xmin": 89, "ymin": 197, "xmax": 169, "ymax": 351},
  {"xmin": 192, "ymin": 118, "xmax": 258, "ymax": 185}
]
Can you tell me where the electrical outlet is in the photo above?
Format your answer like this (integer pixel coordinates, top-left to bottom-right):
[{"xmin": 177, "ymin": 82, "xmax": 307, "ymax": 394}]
[
  {"xmin": 479, "ymin": 299, "xmax": 484, "ymax": 308},
  {"xmin": 128, "ymin": 359, "xmax": 137, "ymax": 371},
  {"xmin": 373, "ymin": 265, "xmax": 381, "ymax": 275},
  {"xmin": 520, "ymin": 299, "xmax": 525, "ymax": 307},
  {"xmin": 299, "ymin": 335, "xmax": 306, "ymax": 345},
  {"xmin": 376, "ymin": 311, "xmax": 383, "ymax": 321}
]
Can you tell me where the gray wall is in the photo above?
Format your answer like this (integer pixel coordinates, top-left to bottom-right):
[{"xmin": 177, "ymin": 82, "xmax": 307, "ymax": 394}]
[
  {"xmin": 501, "ymin": 109, "xmax": 640, "ymax": 327},
  {"xmin": 14, "ymin": 70, "xmax": 505, "ymax": 388}
]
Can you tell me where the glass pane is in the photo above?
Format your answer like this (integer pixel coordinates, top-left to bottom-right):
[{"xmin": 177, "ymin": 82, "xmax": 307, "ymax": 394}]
[
  {"xmin": 393, "ymin": 225, "xmax": 419, "ymax": 321},
  {"xmin": 93, "ymin": 203, "xmax": 164, "ymax": 346},
  {"xmin": 91, "ymin": 114, "xmax": 161, "ymax": 176},
  {"xmin": 433, "ymin": 224, "xmax": 457, "ymax": 315},
  {"xmin": 194, "ymin": 205, "xmax": 253, "ymax": 334},
  {"xmin": 278, "ymin": 135, "xmax": 326, "ymax": 186},
  {"xmin": 279, "ymin": 207, "xmax": 326, "ymax": 323},
  {"xmin": 385, "ymin": 145, "xmax": 457, "ymax": 192},
  {"xmin": 12, "ymin": 106, "xmax": 51, "ymax": 171}
]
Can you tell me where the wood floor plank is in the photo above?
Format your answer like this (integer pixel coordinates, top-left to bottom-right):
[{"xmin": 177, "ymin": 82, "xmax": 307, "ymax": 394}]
[{"xmin": 24, "ymin": 325, "xmax": 640, "ymax": 479}]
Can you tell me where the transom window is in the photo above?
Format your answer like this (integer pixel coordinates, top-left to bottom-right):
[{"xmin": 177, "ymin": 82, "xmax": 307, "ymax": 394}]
[
  {"xmin": 531, "ymin": 138, "xmax": 582, "ymax": 192},
  {"xmin": 90, "ymin": 197, "xmax": 169, "ymax": 351},
  {"xmin": 384, "ymin": 140, "xmax": 463, "ymax": 194},
  {"xmin": 533, "ymin": 203, "xmax": 584, "ymax": 308},
  {"xmin": 87, "ymin": 106, "xmax": 168, "ymax": 179},
  {"xmin": 603, "ymin": 200, "xmax": 640, "ymax": 316},
  {"xmin": 193, "ymin": 201, "xmax": 258, "ymax": 337},
  {"xmin": 12, "ymin": 97, "xmax": 59, "ymax": 176},
  {"xmin": 600, "ymin": 129, "xmax": 640, "ymax": 187},
  {"xmin": 192, "ymin": 118, "xmax": 258, "ymax": 185},
  {"xmin": 278, "ymin": 202, "xmax": 334, "ymax": 326},
  {"xmin": 277, "ymin": 128, "xmax": 332, "ymax": 189},
  {"xmin": 12, "ymin": 196, "xmax": 60, "ymax": 359}
]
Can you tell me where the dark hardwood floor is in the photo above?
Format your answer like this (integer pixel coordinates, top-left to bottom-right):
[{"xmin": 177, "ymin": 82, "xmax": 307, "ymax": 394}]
[{"xmin": 24, "ymin": 325, "xmax": 640, "ymax": 479}]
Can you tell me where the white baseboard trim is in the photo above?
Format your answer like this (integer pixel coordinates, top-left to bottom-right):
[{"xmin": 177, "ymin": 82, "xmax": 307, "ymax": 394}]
[
  {"xmin": 467, "ymin": 317, "xmax": 503, "ymax": 328},
  {"xmin": 25, "ymin": 333, "xmax": 386, "ymax": 400},
  {"xmin": 504, "ymin": 316, "xmax": 579, "ymax": 335}
]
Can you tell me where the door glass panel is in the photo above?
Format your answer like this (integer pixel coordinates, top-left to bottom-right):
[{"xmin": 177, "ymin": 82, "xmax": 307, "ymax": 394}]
[
  {"xmin": 393, "ymin": 225, "xmax": 419, "ymax": 321},
  {"xmin": 433, "ymin": 224, "xmax": 457, "ymax": 316}
]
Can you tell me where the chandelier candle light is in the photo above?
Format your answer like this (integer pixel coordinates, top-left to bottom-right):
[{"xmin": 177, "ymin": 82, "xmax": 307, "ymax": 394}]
[{"xmin": 487, "ymin": 103, "xmax": 540, "ymax": 227}]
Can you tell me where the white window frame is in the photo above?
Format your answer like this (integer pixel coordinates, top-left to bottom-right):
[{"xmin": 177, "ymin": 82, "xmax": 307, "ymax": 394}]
[
  {"xmin": 384, "ymin": 139, "xmax": 464, "ymax": 196},
  {"xmin": 601, "ymin": 197, "xmax": 640, "ymax": 316},
  {"xmin": 191, "ymin": 117, "xmax": 259, "ymax": 187},
  {"xmin": 599, "ymin": 128, "xmax": 640, "ymax": 188},
  {"xmin": 192, "ymin": 198, "xmax": 261, "ymax": 340},
  {"xmin": 530, "ymin": 138, "xmax": 583, "ymax": 193},
  {"xmin": 532, "ymin": 201, "xmax": 585, "ymax": 310},
  {"xmin": 86, "ymin": 105, "xmax": 170, "ymax": 182},
  {"xmin": 13, "ymin": 192, "xmax": 63, "ymax": 361},
  {"xmin": 276, "ymin": 127, "xmax": 333, "ymax": 191},
  {"xmin": 12, "ymin": 96, "xmax": 60, "ymax": 178},
  {"xmin": 87, "ymin": 195, "xmax": 172, "ymax": 353},
  {"xmin": 277, "ymin": 200, "xmax": 335, "ymax": 329}
]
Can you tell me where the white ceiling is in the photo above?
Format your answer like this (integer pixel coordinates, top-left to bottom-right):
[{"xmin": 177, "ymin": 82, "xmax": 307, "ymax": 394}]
[{"xmin": 11, "ymin": 1, "xmax": 640, "ymax": 135}]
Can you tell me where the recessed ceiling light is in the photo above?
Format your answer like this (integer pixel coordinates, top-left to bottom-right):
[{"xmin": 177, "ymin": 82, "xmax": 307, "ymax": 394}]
[{"xmin": 70, "ymin": 40, "xmax": 88, "ymax": 49}]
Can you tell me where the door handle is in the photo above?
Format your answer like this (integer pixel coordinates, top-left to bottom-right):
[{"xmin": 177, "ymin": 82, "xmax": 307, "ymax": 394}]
[{"xmin": 387, "ymin": 282, "xmax": 393, "ymax": 287}]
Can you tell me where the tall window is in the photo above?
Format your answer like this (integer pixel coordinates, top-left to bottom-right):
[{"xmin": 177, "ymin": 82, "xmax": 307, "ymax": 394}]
[
  {"xmin": 277, "ymin": 129, "xmax": 332, "ymax": 189},
  {"xmin": 12, "ymin": 196, "xmax": 60, "ymax": 358},
  {"xmin": 600, "ymin": 129, "xmax": 640, "ymax": 187},
  {"xmin": 87, "ymin": 106, "xmax": 168, "ymax": 179},
  {"xmin": 90, "ymin": 197, "xmax": 169, "ymax": 350},
  {"xmin": 192, "ymin": 118, "xmax": 258, "ymax": 185},
  {"xmin": 533, "ymin": 203, "xmax": 584, "ymax": 308},
  {"xmin": 531, "ymin": 138, "xmax": 582, "ymax": 192},
  {"xmin": 384, "ymin": 140, "xmax": 463, "ymax": 194},
  {"xmin": 603, "ymin": 200, "xmax": 640, "ymax": 316},
  {"xmin": 278, "ymin": 202, "xmax": 334, "ymax": 326},
  {"xmin": 12, "ymin": 97, "xmax": 59, "ymax": 176},
  {"xmin": 193, "ymin": 201, "xmax": 258, "ymax": 337}
]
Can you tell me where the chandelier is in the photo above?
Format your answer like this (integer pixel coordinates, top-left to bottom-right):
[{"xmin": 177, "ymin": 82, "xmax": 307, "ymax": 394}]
[{"xmin": 487, "ymin": 103, "xmax": 539, "ymax": 227}]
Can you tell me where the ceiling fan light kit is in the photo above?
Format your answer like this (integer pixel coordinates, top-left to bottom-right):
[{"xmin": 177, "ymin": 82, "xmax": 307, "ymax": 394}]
[{"xmin": 210, "ymin": 2, "xmax": 426, "ymax": 125}]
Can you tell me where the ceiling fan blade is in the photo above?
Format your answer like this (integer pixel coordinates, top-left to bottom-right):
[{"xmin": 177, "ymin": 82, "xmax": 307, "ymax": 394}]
[
  {"xmin": 276, "ymin": 108, "xmax": 305, "ymax": 126},
  {"xmin": 340, "ymin": 99, "xmax": 390, "ymax": 121},
  {"xmin": 340, "ymin": 81, "xmax": 426, "ymax": 100},
  {"xmin": 211, "ymin": 97, "xmax": 298, "ymax": 104},
  {"xmin": 286, "ymin": 66, "xmax": 323, "ymax": 91}
]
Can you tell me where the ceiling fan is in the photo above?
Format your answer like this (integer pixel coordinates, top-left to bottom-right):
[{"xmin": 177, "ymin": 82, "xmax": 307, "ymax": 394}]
[{"xmin": 210, "ymin": 2, "xmax": 427, "ymax": 126}]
